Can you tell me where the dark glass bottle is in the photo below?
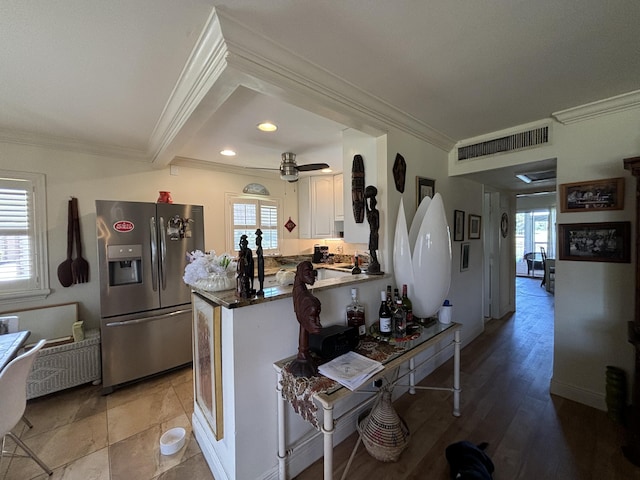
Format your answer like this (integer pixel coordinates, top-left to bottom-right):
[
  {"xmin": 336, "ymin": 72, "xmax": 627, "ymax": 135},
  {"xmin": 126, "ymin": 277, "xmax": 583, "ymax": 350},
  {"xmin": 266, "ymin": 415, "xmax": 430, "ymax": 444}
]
[
  {"xmin": 393, "ymin": 288, "xmax": 400, "ymax": 304},
  {"xmin": 386, "ymin": 285, "xmax": 393, "ymax": 310},
  {"xmin": 379, "ymin": 290, "xmax": 392, "ymax": 336},
  {"xmin": 402, "ymin": 284, "xmax": 414, "ymax": 324},
  {"xmin": 393, "ymin": 299, "xmax": 406, "ymax": 338},
  {"xmin": 346, "ymin": 287, "xmax": 366, "ymax": 337}
]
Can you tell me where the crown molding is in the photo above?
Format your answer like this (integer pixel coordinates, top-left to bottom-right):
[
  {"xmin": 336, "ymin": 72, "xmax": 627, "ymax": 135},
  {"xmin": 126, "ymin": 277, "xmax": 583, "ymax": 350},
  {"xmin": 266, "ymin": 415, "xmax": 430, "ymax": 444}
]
[
  {"xmin": 149, "ymin": 7, "xmax": 455, "ymax": 167},
  {"xmin": 0, "ymin": 128, "xmax": 148, "ymax": 160},
  {"xmin": 148, "ymin": 9, "xmax": 230, "ymax": 166},
  {"xmin": 172, "ymin": 156, "xmax": 279, "ymax": 180},
  {"xmin": 215, "ymin": 9, "xmax": 455, "ymax": 151},
  {"xmin": 552, "ymin": 89, "xmax": 640, "ymax": 125}
]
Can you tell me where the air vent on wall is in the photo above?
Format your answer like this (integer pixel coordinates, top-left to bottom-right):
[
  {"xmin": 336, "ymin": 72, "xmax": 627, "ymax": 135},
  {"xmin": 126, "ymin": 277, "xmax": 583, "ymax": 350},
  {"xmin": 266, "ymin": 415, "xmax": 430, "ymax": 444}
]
[{"xmin": 458, "ymin": 125, "xmax": 550, "ymax": 161}]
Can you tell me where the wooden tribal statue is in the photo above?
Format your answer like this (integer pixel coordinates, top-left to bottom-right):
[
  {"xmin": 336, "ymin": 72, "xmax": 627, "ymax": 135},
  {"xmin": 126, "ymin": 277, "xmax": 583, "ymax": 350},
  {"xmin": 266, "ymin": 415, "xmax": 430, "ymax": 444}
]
[{"xmin": 290, "ymin": 261, "xmax": 322, "ymax": 377}]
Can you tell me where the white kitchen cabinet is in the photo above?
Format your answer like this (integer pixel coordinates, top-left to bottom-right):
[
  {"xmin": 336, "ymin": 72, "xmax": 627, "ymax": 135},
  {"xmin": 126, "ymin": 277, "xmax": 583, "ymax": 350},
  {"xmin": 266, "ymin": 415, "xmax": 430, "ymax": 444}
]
[
  {"xmin": 298, "ymin": 176, "xmax": 335, "ymax": 238},
  {"xmin": 334, "ymin": 173, "xmax": 344, "ymax": 221}
]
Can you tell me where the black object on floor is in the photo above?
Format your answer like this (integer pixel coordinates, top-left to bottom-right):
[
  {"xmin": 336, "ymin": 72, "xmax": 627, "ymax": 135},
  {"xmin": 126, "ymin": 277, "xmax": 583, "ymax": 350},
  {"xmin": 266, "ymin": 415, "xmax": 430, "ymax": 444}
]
[{"xmin": 445, "ymin": 441, "xmax": 494, "ymax": 480}]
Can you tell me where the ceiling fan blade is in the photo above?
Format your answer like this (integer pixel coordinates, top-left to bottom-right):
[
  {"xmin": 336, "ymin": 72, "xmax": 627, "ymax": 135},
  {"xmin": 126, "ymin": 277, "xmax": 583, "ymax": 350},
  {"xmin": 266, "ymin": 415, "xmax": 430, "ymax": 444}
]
[{"xmin": 296, "ymin": 163, "xmax": 330, "ymax": 172}]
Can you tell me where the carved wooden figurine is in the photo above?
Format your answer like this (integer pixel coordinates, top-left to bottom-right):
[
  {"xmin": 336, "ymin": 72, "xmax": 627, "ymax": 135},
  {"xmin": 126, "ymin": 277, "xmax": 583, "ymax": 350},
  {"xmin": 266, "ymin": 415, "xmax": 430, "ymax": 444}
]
[
  {"xmin": 236, "ymin": 235, "xmax": 251, "ymax": 298},
  {"xmin": 365, "ymin": 185, "xmax": 381, "ymax": 274},
  {"xmin": 256, "ymin": 228, "xmax": 265, "ymax": 296},
  {"xmin": 290, "ymin": 261, "xmax": 322, "ymax": 377}
]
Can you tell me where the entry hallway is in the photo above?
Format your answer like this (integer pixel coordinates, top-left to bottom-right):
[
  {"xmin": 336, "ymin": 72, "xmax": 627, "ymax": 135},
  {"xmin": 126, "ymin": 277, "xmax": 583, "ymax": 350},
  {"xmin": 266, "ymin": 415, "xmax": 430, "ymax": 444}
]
[{"xmin": 1, "ymin": 277, "xmax": 638, "ymax": 479}]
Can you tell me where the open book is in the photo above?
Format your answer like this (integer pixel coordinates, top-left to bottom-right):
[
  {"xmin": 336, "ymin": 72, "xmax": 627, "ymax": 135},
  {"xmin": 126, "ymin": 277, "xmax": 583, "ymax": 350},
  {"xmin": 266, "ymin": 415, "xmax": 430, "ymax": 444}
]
[{"xmin": 318, "ymin": 351, "xmax": 384, "ymax": 391}]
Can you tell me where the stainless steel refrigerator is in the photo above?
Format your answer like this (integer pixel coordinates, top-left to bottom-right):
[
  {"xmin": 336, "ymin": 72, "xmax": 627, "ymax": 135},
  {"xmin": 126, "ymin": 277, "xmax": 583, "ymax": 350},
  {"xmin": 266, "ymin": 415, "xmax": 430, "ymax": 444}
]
[{"xmin": 96, "ymin": 200, "xmax": 204, "ymax": 393}]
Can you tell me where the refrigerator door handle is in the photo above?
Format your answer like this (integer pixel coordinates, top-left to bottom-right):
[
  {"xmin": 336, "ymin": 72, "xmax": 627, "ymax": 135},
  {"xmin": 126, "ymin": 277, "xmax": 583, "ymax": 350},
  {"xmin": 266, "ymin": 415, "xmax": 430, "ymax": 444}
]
[
  {"xmin": 150, "ymin": 216, "xmax": 158, "ymax": 291},
  {"xmin": 105, "ymin": 309, "xmax": 192, "ymax": 327},
  {"xmin": 159, "ymin": 216, "xmax": 167, "ymax": 290}
]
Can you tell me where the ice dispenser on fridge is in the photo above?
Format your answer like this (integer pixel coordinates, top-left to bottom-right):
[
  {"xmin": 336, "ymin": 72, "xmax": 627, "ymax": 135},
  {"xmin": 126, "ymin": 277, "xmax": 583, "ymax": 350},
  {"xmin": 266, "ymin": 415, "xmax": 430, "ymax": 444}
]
[{"xmin": 107, "ymin": 245, "xmax": 142, "ymax": 286}]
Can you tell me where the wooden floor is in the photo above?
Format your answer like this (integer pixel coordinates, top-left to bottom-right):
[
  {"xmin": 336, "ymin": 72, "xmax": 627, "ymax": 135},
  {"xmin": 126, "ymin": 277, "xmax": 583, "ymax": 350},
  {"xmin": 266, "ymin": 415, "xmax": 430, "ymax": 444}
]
[{"xmin": 295, "ymin": 277, "xmax": 640, "ymax": 480}]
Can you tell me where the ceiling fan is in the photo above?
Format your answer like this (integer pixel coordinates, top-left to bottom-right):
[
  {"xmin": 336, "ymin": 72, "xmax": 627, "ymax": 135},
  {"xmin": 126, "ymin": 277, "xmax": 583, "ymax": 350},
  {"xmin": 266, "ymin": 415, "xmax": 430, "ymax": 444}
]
[{"xmin": 278, "ymin": 152, "xmax": 329, "ymax": 182}]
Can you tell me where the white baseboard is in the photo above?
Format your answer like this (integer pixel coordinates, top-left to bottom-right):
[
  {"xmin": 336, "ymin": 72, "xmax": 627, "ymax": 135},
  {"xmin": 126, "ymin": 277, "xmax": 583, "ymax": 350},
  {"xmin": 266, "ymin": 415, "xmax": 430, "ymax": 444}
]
[{"xmin": 550, "ymin": 378, "xmax": 606, "ymax": 411}]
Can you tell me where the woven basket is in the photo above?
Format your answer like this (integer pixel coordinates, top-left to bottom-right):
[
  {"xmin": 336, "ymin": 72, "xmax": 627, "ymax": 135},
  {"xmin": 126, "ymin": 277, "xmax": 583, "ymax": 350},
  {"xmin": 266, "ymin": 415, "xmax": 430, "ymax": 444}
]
[{"xmin": 357, "ymin": 388, "xmax": 410, "ymax": 462}]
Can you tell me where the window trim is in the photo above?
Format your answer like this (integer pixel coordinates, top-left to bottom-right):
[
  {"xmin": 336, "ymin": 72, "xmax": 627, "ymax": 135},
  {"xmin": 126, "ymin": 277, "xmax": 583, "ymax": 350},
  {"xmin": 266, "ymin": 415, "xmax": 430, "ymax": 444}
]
[
  {"xmin": 225, "ymin": 193, "xmax": 282, "ymax": 255},
  {"xmin": 0, "ymin": 170, "xmax": 50, "ymax": 305}
]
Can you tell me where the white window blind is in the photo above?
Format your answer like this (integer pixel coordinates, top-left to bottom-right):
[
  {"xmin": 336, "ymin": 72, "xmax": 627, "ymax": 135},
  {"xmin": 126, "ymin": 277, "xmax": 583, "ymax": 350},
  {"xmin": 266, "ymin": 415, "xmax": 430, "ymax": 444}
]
[
  {"xmin": 227, "ymin": 195, "xmax": 280, "ymax": 254},
  {"xmin": 0, "ymin": 171, "xmax": 49, "ymax": 302}
]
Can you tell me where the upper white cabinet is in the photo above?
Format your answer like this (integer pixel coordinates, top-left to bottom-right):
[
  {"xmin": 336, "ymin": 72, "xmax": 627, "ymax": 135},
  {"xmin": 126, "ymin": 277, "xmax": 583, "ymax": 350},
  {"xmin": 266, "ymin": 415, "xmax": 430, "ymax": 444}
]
[
  {"xmin": 298, "ymin": 176, "xmax": 335, "ymax": 238},
  {"xmin": 334, "ymin": 174, "xmax": 344, "ymax": 221}
]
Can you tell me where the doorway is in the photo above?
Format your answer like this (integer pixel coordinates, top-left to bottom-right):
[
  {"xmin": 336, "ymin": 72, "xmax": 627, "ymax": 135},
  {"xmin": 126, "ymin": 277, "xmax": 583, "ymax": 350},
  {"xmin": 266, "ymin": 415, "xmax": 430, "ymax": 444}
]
[{"xmin": 515, "ymin": 208, "xmax": 556, "ymax": 278}]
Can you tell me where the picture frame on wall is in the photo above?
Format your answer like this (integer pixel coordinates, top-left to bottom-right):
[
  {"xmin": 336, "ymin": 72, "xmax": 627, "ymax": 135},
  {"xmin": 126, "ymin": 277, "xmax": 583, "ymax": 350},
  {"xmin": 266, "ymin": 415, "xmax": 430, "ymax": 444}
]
[
  {"xmin": 416, "ymin": 176, "xmax": 435, "ymax": 209},
  {"xmin": 468, "ymin": 214, "xmax": 482, "ymax": 240},
  {"xmin": 454, "ymin": 210, "xmax": 465, "ymax": 241},
  {"xmin": 558, "ymin": 221, "xmax": 631, "ymax": 263},
  {"xmin": 460, "ymin": 243, "xmax": 470, "ymax": 271},
  {"xmin": 559, "ymin": 177, "xmax": 625, "ymax": 212}
]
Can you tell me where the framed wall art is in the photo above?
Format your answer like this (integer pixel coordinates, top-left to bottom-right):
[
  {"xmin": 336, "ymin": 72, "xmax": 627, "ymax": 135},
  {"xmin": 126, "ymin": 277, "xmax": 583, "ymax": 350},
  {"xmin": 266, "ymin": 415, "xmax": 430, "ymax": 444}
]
[
  {"xmin": 468, "ymin": 214, "xmax": 482, "ymax": 240},
  {"xmin": 559, "ymin": 177, "xmax": 625, "ymax": 212},
  {"xmin": 416, "ymin": 176, "xmax": 435, "ymax": 209},
  {"xmin": 460, "ymin": 243, "xmax": 470, "ymax": 271},
  {"xmin": 193, "ymin": 293, "xmax": 224, "ymax": 440},
  {"xmin": 454, "ymin": 210, "xmax": 465, "ymax": 241},
  {"xmin": 558, "ymin": 221, "xmax": 631, "ymax": 263}
]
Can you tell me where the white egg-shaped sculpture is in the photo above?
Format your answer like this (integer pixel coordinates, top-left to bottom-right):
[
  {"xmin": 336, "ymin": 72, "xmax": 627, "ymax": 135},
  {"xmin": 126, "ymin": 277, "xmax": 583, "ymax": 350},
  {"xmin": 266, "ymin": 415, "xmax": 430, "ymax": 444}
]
[
  {"xmin": 393, "ymin": 193, "xmax": 452, "ymax": 318},
  {"xmin": 392, "ymin": 198, "xmax": 415, "ymax": 291}
]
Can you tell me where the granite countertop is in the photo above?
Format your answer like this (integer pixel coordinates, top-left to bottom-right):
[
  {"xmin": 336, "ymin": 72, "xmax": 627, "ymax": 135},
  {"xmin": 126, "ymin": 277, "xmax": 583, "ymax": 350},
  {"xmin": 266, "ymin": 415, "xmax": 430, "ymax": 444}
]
[{"xmin": 194, "ymin": 265, "xmax": 388, "ymax": 309}]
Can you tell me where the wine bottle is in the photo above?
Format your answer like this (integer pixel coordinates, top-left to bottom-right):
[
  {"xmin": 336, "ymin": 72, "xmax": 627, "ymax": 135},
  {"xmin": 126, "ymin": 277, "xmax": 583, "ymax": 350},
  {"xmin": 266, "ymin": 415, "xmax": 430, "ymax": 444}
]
[
  {"xmin": 393, "ymin": 288, "xmax": 400, "ymax": 304},
  {"xmin": 386, "ymin": 285, "xmax": 393, "ymax": 310},
  {"xmin": 401, "ymin": 284, "xmax": 414, "ymax": 324},
  {"xmin": 392, "ymin": 299, "xmax": 406, "ymax": 338},
  {"xmin": 379, "ymin": 290, "xmax": 392, "ymax": 336},
  {"xmin": 346, "ymin": 287, "xmax": 366, "ymax": 337}
]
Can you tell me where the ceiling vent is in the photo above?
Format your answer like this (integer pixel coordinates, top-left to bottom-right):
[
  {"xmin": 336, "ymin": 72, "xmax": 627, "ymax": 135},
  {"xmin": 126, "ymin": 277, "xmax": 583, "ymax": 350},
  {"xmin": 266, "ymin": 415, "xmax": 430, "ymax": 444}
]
[{"xmin": 458, "ymin": 124, "xmax": 550, "ymax": 161}]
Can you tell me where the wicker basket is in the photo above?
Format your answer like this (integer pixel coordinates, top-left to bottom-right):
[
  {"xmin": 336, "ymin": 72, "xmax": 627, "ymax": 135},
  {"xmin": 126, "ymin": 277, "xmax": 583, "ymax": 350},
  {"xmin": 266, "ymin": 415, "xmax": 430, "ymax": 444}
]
[
  {"xmin": 27, "ymin": 329, "xmax": 101, "ymax": 399},
  {"xmin": 357, "ymin": 387, "xmax": 410, "ymax": 462}
]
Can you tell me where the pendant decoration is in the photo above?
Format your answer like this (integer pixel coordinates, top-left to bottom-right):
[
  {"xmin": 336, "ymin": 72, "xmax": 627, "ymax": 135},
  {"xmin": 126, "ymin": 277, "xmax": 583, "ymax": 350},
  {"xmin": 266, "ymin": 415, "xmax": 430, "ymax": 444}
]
[
  {"xmin": 285, "ymin": 217, "xmax": 297, "ymax": 232},
  {"xmin": 501, "ymin": 212, "xmax": 509, "ymax": 238},
  {"xmin": 392, "ymin": 153, "xmax": 406, "ymax": 193},
  {"xmin": 352, "ymin": 154, "xmax": 365, "ymax": 223}
]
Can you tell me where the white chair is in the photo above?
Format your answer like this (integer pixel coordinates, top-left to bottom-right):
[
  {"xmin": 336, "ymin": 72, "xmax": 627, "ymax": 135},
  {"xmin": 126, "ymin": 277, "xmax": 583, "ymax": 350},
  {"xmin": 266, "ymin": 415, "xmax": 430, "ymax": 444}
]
[{"xmin": 0, "ymin": 340, "xmax": 52, "ymax": 476}]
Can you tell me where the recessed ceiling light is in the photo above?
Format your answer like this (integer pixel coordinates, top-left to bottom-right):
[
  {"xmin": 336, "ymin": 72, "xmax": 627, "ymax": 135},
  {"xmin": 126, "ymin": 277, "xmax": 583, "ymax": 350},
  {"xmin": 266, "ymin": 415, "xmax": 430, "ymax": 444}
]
[
  {"xmin": 257, "ymin": 122, "xmax": 278, "ymax": 132},
  {"xmin": 220, "ymin": 149, "xmax": 236, "ymax": 157},
  {"xmin": 321, "ymin": 168, "xmax": 333, "ymax": 173}
]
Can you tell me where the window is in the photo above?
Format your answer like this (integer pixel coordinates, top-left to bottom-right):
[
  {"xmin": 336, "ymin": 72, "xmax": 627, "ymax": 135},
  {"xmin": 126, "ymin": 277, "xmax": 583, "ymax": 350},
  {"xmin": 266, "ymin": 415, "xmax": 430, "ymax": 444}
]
[
  {"xmin": 226, "ymin": 194, "xmax": 281, "ymax": 254},
  {"xmin": 0, "ymin": 170, "xmax": 50, "ymax": 303}
]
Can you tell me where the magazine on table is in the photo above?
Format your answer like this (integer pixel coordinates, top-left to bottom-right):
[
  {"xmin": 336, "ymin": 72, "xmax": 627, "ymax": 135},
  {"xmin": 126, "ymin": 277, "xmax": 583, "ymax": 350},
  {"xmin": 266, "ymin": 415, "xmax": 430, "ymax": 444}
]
[{"xmin": 318, "ymin": 351, "xmax": 384, "ymax": 390}]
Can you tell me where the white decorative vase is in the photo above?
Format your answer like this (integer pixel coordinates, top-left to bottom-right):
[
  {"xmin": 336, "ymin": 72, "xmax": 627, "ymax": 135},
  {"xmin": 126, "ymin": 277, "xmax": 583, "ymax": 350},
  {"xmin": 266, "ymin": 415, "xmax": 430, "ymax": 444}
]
[{"xmin": 393, "ymin": 194, "xmax": 452, "ymax": 318}]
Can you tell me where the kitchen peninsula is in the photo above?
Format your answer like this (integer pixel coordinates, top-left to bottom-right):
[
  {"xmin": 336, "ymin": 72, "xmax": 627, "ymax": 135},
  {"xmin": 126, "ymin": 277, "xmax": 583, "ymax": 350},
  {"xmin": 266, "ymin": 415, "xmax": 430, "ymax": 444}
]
[{"xmin": 191, "ymin": 266, "xmax": 391, "ymax": 480}]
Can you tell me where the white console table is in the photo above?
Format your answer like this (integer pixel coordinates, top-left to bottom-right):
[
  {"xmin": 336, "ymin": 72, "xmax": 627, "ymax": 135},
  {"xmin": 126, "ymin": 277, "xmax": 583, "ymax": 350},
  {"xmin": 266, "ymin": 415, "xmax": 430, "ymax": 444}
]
[{"xmin": 274, "ymin": 322, "xmax": 461, "ymax": 480}]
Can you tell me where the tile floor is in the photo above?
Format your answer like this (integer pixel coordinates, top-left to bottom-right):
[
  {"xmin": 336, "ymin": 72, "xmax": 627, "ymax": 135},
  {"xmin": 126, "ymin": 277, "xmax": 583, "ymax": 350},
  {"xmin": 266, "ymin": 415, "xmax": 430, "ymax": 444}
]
[{"xmin": 0, "ymin": 366, "xmax": 214, "ymax": 480}]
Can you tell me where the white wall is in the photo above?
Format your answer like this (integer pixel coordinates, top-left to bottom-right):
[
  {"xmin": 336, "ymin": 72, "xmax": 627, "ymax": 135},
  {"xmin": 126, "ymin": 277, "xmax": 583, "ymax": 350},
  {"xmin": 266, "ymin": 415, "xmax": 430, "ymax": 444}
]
[
  {"xmin": 450, "ymin": 106, "xmax": 640, "ymax": 410},
  {"xmin": 551, "ymin": 107, "xmax": 639, "ymax": 409},
  {"xmin": 384, "ymin": 128, "xmax": 486, "ymax": 344},
  {"xmin": 0, "ymin": 142, "xmax": 300, "ymax": 330}
]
